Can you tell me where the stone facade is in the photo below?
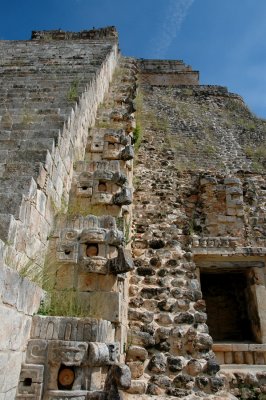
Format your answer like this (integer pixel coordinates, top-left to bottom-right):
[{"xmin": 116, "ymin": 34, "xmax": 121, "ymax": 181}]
[
  {"xmin": 0, "ymin": 27, "xmax": 119, "ymax": 399},
  {"xmin": 0, "ymin": 26, "xmax": 266, "ymax": 400}
]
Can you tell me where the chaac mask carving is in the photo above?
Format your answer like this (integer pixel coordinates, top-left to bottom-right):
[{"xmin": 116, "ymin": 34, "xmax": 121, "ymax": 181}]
[
  {"xmin": 88, "ymin": 128, "xmax": 134, "ymax": 162},
  {"xmin": 16, "ymin": 324, "xmax": 127, "ymax": 399},
  {"xmin": 74, "ymin": 160, "xmax": 132, "ymax": 206},
  {"xmin": 56, "ymin": 215, "xmax": 133, "ymax": 274}
]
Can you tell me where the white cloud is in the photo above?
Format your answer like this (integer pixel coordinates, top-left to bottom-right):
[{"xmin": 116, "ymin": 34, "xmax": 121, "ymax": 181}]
[{"xmin": 151, "ymin": 0, "xmax": 195, "ymax": 58}]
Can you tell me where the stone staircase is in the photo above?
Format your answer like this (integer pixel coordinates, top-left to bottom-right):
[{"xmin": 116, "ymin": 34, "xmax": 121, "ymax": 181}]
[
  {"xmin": 15, "ymin": 53, "xmax": 138, "ymax": 399},
  {"xmin": 0, "ymin": 28, "xmax": 119, "ymax": 400}
]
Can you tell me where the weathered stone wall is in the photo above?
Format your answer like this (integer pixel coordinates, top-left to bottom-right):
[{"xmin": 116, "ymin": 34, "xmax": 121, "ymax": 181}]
[
  {"xmin": 1, "ymin": 25, "xmax": 266, "ymax": 400},
  {"xmin": 125, "ymin": 60, "xmax": 266, "ymax": 399},
  {"xmin": 15, "ymin": 53, "xmax": 137, "ymax": 399},
  {"xmin": 138, "ymin": 60, "xmax": 199, "ymax": 86},
  {"xmin": 0, "ymin": 30, "xmax": 118, "ymax": 399},
  {"xmin": 0, "ymin": 267, "xmax": 43, "ymax": 400},
  {"xmin": 0, "ymin": 36, "xmax": 118, "ymax": 272}
]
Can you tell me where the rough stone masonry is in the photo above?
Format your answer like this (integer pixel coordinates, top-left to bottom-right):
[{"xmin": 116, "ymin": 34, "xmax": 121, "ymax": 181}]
[{"xmin": 0, "ymin": 26, "xmax": 266, "ymax": 400}]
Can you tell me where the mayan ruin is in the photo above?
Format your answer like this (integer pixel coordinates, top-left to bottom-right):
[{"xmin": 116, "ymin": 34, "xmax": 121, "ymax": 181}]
[{"xmin": 0, "ymin": 26, "xmax": 266, "ymax": 400}]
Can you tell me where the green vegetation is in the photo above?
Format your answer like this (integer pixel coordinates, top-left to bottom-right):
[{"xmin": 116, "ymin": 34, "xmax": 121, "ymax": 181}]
[
  {"xmin": 22, "ymin": 109, "xmax": 35, "ymax": 125},
  {"xmin": 67, "ymin": 79, "xmax": 79, "ymax": 102},
  {"xmin": 38, "ymin": 289, "xmax": 85, "ymax": 317},
  {"xmin": 244, "ymin": 144, "xmax": 266, "ymax": 170},
  {"xmin": 133, "ymin": 124, "xmax": 142, "ymax": 151},
  {"xmin": 124, "ymin": 217, "xmax": 132, "ymax": 245},
  {"xmin": 19, "ymin": 249, "xmax": 88, "ymax": 317}
]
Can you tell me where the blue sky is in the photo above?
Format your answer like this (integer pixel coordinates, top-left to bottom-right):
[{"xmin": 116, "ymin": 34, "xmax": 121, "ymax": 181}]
[{"xmin": 1, "ymin": 0, "xmax": 266, "ymax": 118}]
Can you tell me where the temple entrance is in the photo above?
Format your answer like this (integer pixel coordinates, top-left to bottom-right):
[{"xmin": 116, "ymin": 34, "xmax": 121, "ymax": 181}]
[{"xmin": 200, "ymin": 270, "xmax": 258, "ymax": 342}]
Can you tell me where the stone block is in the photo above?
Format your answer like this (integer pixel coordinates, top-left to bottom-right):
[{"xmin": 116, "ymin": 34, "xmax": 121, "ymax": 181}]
[
  {"xmin": 108, "ymin": 364, "xmax": 131, "ymax": 390},
  {"xmin": 5, "ymin": 388, "xmax": 17, "ymax": 400},
  {"xmin": 1, "ymin": 351, "xmax": 23, "ymax": 393},
  {"xmin": 126, "ymin": 346, "xmax": 148, "ymax": 362},
  {"xmin": 107, "ymin": 247, "xmax": 134, "ymax": 274},
  {"xmin": 97, "ymin": 274, "xmax": 117, "ymax": 292},
  {"xmin": 0, "ymin": 213, "xmax": 18, "ymax": 244},
  {"xmin": 56, "ymin": 243, "xmax": 79, "ymax": 263},
  {"xmin": 213, "ymin": 343, "xmax": 232, "ymax": 352},
  {"xmin": 0, "ymin": 265, "xmax": 19, "ymax": 307},
  {"xmin": 78, "ymin": 292, "xmax": 121, "ymax": 323},
  {"xmin": 89, "ymin": 368, "xmax": 103, "ymax": 391},
  {"xmin": 224, "ymin": 352, "xmax": 233, "ymax": 364},
  {"xmin": 254, "ymin": 352, "xmax": 265, "ymax": 365},
  {"xmin": 55, "ymin": 264, "xmax": 75, "ymax": 289},
  {"xmin": 249, "ymin": 344, "xmax": 266, "ymax": 351},
  {"xmin": 10, "ymin": 315, "xmax": 32, "ymax": 351},
  {"xmin": 232, "ymin": 344, "xmax": 249, "ymax": 351},
  {"xmin": 127, "ymin": 361, "xmax": 144, "ymax": 379},
  {"xmin": 36, "ymin": 190, "xmax": 47, "ymax": 217},
  {"xmin": 26, "ymin": 340, "xmax": 48, "ymax": 365},
  {"xmin": 77, "ymin": 272, "xmax": 116, "ymax": 292},
  {"xmin": 19, "ymin": 364, "xmax": 44, "ymax": 383},
  {"xmin": 88, "ymin": 343, "xmax": 111, "ymax": 366},
  {"xmin": 127, "ymin": 330, "xmax": 155, "ymax": 347},
  {"xmin": 17, "ymin": 381, "xmax": 43, "ymax": 399},
  {"xmin": 224, "ymin": 177, "xmax": 241, "ymax": 185},
  {"xmin": 0, "ymin": 305, "xmax": 31, "ymax": 351},
  {"xmin": 234, "ymin": 351, "xmax": 244, "ymax": 364},
  {"xmin": 244, "ymin": 351, "xmax": 254, "ymax": 364},
  {"xmin": 79, "ymin": 257, "xmax": 108, "ymax": 275},
  {"xmin": 0, "ymin": 352, "xmax": 9, "ymax": 389},
  {"xmin": 215, "ymin": 352, "xmax": 225, "ymax": 365},
  {"xmin": 126, "ymin": 380, "xmax": 146, "ymax": 394},
  {"xmin": 17, "ymin": 276, "xmax": 43, "ymax": 315}
]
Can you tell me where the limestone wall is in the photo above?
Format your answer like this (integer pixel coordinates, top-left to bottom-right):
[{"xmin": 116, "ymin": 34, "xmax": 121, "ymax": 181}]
[
  {"xmin": 14, "ymin": 53, "xmax": 137, "ymax": 399},
  {"xmin": 0, "ymin": 267, "xmax": 43, "ymax": 400},
  {"xmin": 1, "ymin": 26, "xmax": 266, "ymax": 400},
  {"xmin": 0, "ymin": 32, "xmax": 118, "ymax": 399},
  {"xmin": 125, "ymin": 60, "xmax": 266, "ymax": 399},
  {"xmin": 138, "ymin": 60, "xmax": 199, "ymax": 86}
]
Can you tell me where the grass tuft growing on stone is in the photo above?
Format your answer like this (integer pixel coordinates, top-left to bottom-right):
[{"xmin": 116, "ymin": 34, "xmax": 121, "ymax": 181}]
[{"xmin": 67, "ymin": 79, "xmax": 79, "ymax": 102}]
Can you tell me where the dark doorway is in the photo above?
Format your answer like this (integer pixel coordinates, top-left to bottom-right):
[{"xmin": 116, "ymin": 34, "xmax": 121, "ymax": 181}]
[{"xmin": 200, "ymin": 271, "xmax": 254, "ymax": 342}]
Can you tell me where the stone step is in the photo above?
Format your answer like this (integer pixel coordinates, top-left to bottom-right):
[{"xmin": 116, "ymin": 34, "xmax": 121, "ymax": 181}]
[
  {"xmin": 1, "ymin": 128, "xmax": 60, "ymax": 141},
  {"xmin": 3, "ymin": 161, "xmax": 43, "ymax": 178},
  {"xmin": 0, "ymin": 192, "xmax": 23, "ymax": 217},
  {"xmin": 0, "ymin": 213, "xmax": 15, "ymax": 242},
  {"xmin": 5, "ymin": 149, "xmax": 48, "ymax": 164},
  {"xmin": 0, "ymin": 176, "xmax": 34, "ymax": 194}
]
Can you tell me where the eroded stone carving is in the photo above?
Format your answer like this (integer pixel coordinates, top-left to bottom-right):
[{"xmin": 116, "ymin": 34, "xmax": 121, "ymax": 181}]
[
  {"xmin": 16, "ymin": 364, "xmax": 44, "ymax": 399},
  {"xmin": 48, "ymin": 341, "xmax": 88, "ymax": 367},
  {"xmin": 75, "ymin": 160, "xmax": 132, "ymax": 206},
  {"xmin": 56, "ymin": 215, "xmax": 133, "ymax": 274},
  {"xmin": 26, "ymin": 339, "xmax": 48, "ymax": 364},
  {"xmin": 88, "ymin": 129, "xmax": 134, "ymax": 161},
  {"xmin": 17, "ymin": 330, "xmax": 125, "ymax": 398}
]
